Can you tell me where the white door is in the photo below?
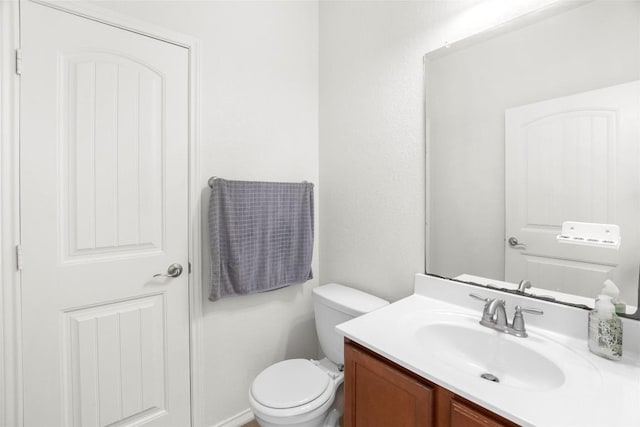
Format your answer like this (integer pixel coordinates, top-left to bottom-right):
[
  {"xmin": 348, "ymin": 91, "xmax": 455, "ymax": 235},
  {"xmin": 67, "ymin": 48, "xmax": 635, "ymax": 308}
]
[
  {"xmin": 505, "ymin": 81, "xmax": 640, "ymax": 302},
  {"xmin": 20, "ymin": 2, "xmax": 191, "ymax": 426}
]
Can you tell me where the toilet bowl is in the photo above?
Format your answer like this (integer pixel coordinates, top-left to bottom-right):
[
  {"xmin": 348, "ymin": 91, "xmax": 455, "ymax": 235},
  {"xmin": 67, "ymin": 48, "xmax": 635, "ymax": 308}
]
[
  {"xmin": 249, "ymin": 358, "xmax": 343, "ymax": 427},
  {"xmin": 249, "ymin": 284, "xmax": 388, "ymax": 427}
]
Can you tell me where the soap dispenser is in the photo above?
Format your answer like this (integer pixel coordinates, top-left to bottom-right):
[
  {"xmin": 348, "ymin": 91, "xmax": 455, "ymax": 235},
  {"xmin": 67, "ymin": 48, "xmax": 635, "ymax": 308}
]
[{"xmin": 588, "ymin": 294, "xmax": 622, "ymax": 360}]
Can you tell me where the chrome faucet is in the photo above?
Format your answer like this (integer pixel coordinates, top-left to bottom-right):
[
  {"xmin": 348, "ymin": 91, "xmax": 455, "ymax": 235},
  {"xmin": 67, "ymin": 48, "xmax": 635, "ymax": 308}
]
[
  {"xmin": 481, "ymin": 298, "xmax": 508, "ymax": 330},
  {"xmin": 470, "ymin": 294, "xmax": 543, "ymax": 337},
  {"xmin": 517, "ymin": 279, "xmax": 532, "ymax": 294},
  {"xmin": 515, "ymin": 279, "xmax": 557, "ymax": 302}
]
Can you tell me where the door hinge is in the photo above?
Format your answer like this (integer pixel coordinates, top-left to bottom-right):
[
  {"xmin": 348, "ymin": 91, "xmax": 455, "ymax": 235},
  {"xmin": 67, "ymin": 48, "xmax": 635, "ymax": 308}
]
[
  {"xmin": 16, "ymin": 245, "xmax": 23, "ymax": 271},
  {"xmin": 188, "ymin": 262, "xmax": 192, "ymax": 274},
  {"xmin": 15, "ymin": 49, "xmax": 22, "ymax": 76}
]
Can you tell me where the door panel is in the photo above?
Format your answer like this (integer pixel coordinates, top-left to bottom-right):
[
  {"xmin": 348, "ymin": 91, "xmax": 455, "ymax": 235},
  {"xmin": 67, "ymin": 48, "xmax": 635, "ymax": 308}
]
[
  {"xmin": 64, "ymin": 52, "xmax": 164, "ymax": 260},
  {"xmin": 20, "ymin": 2, "xmax": 190, "ymax": 426},
  {"xmin": 64, "ymin": 52, "xmax": 164, "ymax": 261},
  {"xmin": 505, "ymin": 81, "xmax": 640, "ymax": 301},
  {"xmin": 65, "ymin": 294, "xmax": 167, "ymax": 426}
]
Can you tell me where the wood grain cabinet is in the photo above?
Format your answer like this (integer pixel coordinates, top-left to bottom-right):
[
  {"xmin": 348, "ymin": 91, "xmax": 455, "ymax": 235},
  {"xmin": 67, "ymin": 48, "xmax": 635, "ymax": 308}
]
[{"xmin": 344, "ymin": 340, "xmax": 519, "ymax": 427}]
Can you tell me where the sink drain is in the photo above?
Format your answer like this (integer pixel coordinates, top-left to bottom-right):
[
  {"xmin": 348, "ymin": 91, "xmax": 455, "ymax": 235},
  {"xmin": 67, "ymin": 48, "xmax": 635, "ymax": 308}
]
[{"xmin": 480, "ymin": 373, "xmax": 500, "ymax": 383}]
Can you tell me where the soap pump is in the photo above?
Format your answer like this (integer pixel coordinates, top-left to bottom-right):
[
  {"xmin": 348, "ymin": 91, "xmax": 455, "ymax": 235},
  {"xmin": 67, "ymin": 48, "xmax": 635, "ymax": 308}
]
[
  {"xmin": 588, "ymin": 294, "xmax": 622, "ymax": 360},
  {"xmin": 601, "ymin": 279, "xmax": 626, "ymax": 314}
]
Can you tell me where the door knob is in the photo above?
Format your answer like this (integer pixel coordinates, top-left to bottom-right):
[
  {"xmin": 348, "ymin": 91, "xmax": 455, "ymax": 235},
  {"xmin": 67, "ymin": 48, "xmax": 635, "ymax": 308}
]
[
  {"xmin": 508, "ymin": 237, "xmax": 526, "ymax": 249},
  {"xmin": 154, "ymin": 263, "xmax": 183, "ymax": 278}
]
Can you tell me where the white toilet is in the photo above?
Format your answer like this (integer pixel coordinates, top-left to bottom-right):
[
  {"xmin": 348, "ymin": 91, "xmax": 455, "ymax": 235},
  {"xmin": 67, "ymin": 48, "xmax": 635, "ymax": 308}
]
[{"xmin": 249, "ymin": 283, "xmax": 389, "ymax": 427}]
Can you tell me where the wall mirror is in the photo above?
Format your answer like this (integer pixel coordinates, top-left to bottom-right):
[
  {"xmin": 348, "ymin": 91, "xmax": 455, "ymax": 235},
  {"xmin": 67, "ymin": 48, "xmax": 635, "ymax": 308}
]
[{"xmin": 425, "ymin": 0, "xmax": 640, "ymax": 319}]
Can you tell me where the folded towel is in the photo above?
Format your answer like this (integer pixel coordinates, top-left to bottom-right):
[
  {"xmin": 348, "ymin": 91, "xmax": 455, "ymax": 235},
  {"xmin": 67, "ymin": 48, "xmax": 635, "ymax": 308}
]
[{"xmin": 208, "ymin": 178, "xmax": 314, "ymax": 301}]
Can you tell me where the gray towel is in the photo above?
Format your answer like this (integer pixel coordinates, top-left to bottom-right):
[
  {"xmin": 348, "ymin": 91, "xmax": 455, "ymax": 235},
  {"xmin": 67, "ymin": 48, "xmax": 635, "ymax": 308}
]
[{"xmin": 208, "ymin": 178, "xmax": 314, "ymax": 301}]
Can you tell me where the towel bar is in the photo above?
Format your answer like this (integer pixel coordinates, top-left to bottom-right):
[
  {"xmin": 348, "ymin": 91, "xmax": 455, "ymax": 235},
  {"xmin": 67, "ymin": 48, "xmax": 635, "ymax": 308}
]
[{"xmin": 208, "ymin": 177, "xmax": 309, "ymax": 188}]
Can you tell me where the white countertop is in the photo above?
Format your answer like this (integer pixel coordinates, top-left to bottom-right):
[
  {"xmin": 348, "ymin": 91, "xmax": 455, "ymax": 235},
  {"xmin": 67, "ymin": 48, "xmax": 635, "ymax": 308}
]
[{"xmin": 336, "ymin": 274, "xmax": 640, "ymax": 427}]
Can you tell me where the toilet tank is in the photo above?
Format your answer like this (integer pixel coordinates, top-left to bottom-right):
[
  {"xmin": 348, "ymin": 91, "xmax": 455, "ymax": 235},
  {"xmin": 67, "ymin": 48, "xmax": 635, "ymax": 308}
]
[{"xmin": 312, "ymin": 284, "xmax": 389, "ymax": 365}]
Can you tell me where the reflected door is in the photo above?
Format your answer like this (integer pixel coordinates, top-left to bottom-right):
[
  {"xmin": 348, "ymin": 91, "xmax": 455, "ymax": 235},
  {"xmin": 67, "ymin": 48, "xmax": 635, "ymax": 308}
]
[
  {"xmin": 20, "ymin": 2, "xmax": 191, "ymax": 426},
  {"xmin": 505, "ymin": 81, "xmax": 640, "ymax": 302}
]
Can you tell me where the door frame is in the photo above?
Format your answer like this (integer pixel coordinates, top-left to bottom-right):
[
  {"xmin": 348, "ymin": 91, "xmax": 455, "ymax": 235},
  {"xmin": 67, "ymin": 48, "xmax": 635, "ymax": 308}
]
[{"xmin": 0, "ymin": 1, "xmax": 205, "ymax": 426}]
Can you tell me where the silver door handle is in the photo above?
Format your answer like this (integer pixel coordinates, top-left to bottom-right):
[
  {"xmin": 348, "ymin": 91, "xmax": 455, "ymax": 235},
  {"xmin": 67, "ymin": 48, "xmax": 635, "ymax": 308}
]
[
  {"xmin": 153, "ymin": 263, "xmax": 183, "ymax": 278},
  {"xmin": 508, "ymin": 237, "xmax": 526, "ymax": 249}
]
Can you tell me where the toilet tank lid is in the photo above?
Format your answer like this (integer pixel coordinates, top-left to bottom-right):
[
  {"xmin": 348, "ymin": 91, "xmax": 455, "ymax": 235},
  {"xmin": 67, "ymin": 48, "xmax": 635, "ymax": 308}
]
[{"xmin": 313, "ymin": 284, "xmax": 389, "ymax": 316}]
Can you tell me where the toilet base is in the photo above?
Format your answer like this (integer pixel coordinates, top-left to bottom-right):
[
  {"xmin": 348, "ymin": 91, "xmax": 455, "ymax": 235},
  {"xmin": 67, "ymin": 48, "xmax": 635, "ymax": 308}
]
[
  {"xmin": 254, "ymin": 409, "xmax": 341, "ymax": 427},
  {"xmin": 321, "ymin": 409, "xmax": 340, "ymax": 427},
  {"xmin": 254, "ymin": 413, "xmax": 326, "ymax": 427}
]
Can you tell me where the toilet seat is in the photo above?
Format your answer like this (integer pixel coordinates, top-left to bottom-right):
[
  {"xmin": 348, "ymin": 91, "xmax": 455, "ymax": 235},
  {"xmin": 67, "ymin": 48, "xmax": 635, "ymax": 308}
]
[
  {"xmin": 251, "ymin": 359, "xmax": 330, "ymax": 409},
  {"xmin": 249, "ymin": 359, "xmax": 343, "ymax": 422}
]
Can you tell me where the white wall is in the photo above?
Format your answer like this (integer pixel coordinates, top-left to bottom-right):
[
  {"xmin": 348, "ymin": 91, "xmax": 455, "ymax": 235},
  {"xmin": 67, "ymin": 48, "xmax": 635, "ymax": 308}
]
[
  {"xmin": 95, "ymin": 2, "xmax": 319, "ymax": 425},
  {"xmin": 318, "ymin": 0, "xmax": 563, "ymax": 302},
  {"xmin": 319, "ymin": 1, "xmax": 459, "ymax": 302}
]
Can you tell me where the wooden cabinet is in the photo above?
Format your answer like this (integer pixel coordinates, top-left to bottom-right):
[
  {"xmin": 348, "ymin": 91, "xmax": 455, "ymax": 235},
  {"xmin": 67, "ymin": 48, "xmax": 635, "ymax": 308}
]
[
  {"xmin": 344, "ymin": 340, "xmax": 519, "ymax": 427},
  {"xmin": 449, "ymin": 398, "xmax": 511, "ymax": 427},
  {"xmin": 344, "ymin": 339, "xmax": 434, "ymax": 426}
]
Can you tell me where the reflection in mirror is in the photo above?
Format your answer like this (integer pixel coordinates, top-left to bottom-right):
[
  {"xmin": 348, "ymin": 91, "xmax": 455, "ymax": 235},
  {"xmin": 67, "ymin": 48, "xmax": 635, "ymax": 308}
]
[{"xmin": 425, "ymin": 1, "xmax": 640, "ymax": 318}]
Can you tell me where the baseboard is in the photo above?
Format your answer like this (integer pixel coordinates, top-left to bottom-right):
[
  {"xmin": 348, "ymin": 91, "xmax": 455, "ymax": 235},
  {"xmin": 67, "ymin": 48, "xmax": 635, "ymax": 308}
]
[{"xmin": 211, "ymin": 408, "xmax": 254, "ymax": 427}]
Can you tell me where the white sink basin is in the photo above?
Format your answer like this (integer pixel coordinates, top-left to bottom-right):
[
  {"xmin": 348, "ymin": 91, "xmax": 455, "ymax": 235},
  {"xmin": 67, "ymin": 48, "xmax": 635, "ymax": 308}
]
[
  {"xmin": 416, "ymin": 322, "xmax": 564, "ymax": 391},
  {"xmin": 398, "ymin": 310, "xmax": 599, "ymax": 393}
]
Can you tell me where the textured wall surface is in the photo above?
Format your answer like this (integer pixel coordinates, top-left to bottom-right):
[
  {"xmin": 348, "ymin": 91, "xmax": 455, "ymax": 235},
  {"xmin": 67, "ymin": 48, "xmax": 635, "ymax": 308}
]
[
  {"xmin": 317, "ymin": 0, "xmax": 551, "ymax": 302},
  {"xmin": 320, "ymin": 1, "xmax": 433, "ymax": 302}
]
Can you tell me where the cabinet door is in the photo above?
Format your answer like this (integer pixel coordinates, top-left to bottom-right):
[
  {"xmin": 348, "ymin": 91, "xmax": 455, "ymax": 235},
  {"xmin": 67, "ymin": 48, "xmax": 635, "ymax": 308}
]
[
  {"xmin": 345, "ymin": 342, "xmax": 434, "ymax": 427},
  {"xmin": 450, "ymin": 398, "xmax": 515, "ymax": 427}
]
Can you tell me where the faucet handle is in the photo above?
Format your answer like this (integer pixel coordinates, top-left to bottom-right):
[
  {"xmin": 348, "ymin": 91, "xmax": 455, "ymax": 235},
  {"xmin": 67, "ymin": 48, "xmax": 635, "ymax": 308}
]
[
  {"xmin": 511, "ymin": 305, "xmax": 543, "ymax": 337},
  {"xmin": 469, "ymin": 293, "xmax": 491, "ymax": 302},
  {"xmin": 517, "ymin": 306, "xmax": 543, "ymax": 316}
]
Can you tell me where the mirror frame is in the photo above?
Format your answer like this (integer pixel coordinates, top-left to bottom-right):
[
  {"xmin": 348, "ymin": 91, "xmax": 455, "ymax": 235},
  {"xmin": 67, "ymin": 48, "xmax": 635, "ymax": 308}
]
[{"xmin": 423, "ymin": 1, "xmax": 640, "ymax": 320}]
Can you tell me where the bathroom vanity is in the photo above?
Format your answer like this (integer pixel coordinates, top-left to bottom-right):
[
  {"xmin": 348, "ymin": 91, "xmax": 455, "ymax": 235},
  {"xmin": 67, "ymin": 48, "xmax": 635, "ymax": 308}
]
[
  {"xmin": 337, "ymin": 274, "xmax": 640, "ymax": 427},
  {"xmin": 344, "ymin": 339, "xmax": 517, "ymax": 427}
]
